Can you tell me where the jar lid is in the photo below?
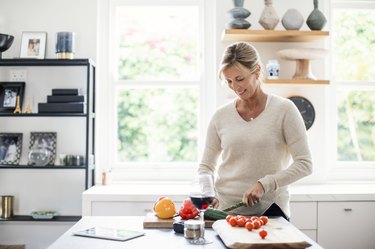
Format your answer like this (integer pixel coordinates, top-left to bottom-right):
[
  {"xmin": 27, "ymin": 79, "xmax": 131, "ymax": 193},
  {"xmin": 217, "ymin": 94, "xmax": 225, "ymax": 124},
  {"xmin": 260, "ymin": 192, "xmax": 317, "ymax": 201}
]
[{"xmin": 184, "ymin": 220, "xmax": 202, "ymax": 229}]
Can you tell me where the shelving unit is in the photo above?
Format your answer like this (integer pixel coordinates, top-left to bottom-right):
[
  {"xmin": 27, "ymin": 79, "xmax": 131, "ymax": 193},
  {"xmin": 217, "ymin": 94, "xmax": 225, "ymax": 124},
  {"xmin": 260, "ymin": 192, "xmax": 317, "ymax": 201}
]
[
  {"xmin": 264, "ymin": 79, "xmax": 330, "ymax": 85},
  {"xmin": 222, "ymin": 29, "xmax": 329, "ymax": 42},
  {"xmin": 0, "ymin": 58, "xmax": 95, "ymax": 222}
]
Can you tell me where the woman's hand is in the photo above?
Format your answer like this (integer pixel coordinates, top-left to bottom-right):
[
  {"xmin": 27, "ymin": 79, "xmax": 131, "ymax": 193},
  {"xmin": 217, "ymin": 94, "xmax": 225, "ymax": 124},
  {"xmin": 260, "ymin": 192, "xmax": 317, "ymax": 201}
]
[
  {"xmin": 210, "ymin": 198, "xmax": 219, "ymax": 208},
  {"xmin": 242, "ymin": 182, "xmax": 265, "ymax": 206}
]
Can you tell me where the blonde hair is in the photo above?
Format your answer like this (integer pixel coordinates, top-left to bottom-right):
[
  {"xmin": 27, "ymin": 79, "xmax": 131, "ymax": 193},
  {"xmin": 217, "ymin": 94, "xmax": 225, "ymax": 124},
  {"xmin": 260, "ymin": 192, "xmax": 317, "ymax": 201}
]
[{"xmin": 218, "ymin": 42, "xmax": 264, "ymax": 80}]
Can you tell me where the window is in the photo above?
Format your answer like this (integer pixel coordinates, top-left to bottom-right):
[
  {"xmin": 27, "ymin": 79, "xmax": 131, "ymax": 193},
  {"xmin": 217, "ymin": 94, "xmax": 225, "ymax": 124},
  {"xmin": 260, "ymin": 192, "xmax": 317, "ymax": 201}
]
[
  {"xmin": 98, "ymin": 0, "xmax": 215, "ymax": 181},
  {"xmin": 332, "ymin": 1, "xmax": 375, "ymax": 179}
]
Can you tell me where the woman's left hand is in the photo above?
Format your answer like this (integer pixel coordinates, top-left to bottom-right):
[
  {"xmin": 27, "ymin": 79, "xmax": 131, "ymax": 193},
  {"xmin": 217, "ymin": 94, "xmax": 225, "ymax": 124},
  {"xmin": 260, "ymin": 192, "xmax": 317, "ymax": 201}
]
[{"xmin": 242, "ymin": 182, "xmax": 265, "ymax": 206}]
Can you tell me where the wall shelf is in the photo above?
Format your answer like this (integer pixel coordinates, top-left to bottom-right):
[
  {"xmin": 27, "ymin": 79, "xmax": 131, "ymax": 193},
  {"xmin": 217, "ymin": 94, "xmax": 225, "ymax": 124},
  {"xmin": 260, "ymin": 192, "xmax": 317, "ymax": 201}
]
[
  {"xmin": 264, "ymin": 79, "xmax": 330, "ymax": 85},
  {"xmin": 222, "ymin": 29, "xmax": 329, "ymax": 43},
  {"xmin": 0, "ymin": 215, "xmax": 80, "ymax": 222},
  {"xmin": 0, "ymin": 165, "xmax": 86, "ymax": 169}
]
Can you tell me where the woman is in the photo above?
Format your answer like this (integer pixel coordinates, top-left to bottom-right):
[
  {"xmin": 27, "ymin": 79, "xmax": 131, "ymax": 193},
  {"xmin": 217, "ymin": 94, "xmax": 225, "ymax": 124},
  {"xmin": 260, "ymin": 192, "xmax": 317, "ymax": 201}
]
[{"xmin": 198, "ymin": 42, "xmax": 312, "ymax": 219}]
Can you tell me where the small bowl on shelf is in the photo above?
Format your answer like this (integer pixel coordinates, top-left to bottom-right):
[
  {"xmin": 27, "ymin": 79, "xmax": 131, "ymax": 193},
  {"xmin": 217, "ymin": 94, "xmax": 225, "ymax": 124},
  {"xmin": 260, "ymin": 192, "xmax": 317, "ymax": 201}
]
[
  {"xmin": 0, "ymin": 33, "xmax": 14, "ymax": 59},
  {"xmin": 31, "ymin": 211, "xmax": 58, "ymax": 220}
]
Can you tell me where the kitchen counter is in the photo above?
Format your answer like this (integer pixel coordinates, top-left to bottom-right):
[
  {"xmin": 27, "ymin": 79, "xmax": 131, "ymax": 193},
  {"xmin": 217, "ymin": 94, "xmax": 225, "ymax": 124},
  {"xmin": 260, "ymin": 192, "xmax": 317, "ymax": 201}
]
[{"xmin": 47, "ymin": 216, "xmax": 323, "ymax": 249}]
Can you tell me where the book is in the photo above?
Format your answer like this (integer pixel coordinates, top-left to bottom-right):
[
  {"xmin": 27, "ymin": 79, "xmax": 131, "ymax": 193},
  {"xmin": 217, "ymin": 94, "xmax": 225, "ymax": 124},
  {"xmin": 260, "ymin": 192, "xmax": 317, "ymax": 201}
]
[
  {"xmin": 47, "ymin": 95, "xmax": 85, "ymax": 103},
  {"xmin": 73, "ymin": 227, "xmax": 145, "ymax": 241},
  {"xmin": 38, "ymin": 103, "xmax": 84, "ymax": 113},
  {"xmin": 52, "ymin": 88, "xmax": 79, "ymax": 95}
]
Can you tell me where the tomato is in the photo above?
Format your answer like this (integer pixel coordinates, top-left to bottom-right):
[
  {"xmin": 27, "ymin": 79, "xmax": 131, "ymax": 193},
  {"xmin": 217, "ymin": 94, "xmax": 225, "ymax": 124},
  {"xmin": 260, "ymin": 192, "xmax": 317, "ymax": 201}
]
[
  {"xmin": 252, "ymin": 220, "xmax": 261, "ymax": 229},
  {"xmin": 229, "ymin": 217, "xmax": 238, "ymax": 227},
  {"xmin": 250, "ymin": 216, "xmax": 259, "ymax": 222},
  {"xmin": 226, "ymin": 215, "xmax": 233, "ymax": 223},
  {"xmin": 259, "ymin": 229, "xmax": 268, "ymax": 239},
  {"xmin": 245, "ymin": 221, "xmax": 254, "ymax": 231},
  {"xmin": 237, "ymin": 218, "xmax": 246, "ymax": 227},
  {"xmin": 154, "ymin": 197, "xmax": 176, "ymax": 219},
  {"xmin": 260, "ymin": 216, "xmax": 269, "ymax": 225},
  {"xmin": 178, "ymin": 198, "xmax": 199, "ymax": 219}
]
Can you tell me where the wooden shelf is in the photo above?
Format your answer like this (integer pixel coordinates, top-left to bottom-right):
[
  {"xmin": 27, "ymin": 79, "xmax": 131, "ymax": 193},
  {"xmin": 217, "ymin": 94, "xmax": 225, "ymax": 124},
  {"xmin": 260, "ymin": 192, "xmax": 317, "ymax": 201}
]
[
  {"xmin": 264, "ymin": 79, "xmax": 330, "ymax": 85},
  {"xmin": 222, "ymin": 29, "xmax": 329, "ymax": 42}
]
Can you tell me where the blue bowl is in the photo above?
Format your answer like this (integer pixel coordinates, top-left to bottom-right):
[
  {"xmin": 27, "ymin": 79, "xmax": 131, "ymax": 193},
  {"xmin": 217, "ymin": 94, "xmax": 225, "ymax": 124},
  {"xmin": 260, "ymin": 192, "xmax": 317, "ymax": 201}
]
[{"xmin": 0, "ymin": 33, "xmax": 14, "ymax": 58}]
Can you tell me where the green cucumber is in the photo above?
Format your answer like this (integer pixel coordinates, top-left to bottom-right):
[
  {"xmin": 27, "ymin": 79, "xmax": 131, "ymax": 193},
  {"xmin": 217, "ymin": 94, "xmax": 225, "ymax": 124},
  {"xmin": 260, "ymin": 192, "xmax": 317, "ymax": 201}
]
[
  {"xmin": 222, "ymin": 202, "xmax": 246, "ymax": 212},
  {"xmin": 204, "ymin": 208, "xmax": 229, "ymax": 220}
]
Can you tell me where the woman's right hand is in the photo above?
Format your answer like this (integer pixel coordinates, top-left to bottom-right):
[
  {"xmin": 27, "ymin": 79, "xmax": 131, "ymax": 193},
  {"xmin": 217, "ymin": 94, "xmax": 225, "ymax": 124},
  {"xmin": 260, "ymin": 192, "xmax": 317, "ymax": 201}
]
[{"xmin": 211, "ymin": 198, "xmax": 219, "ymax": 208}]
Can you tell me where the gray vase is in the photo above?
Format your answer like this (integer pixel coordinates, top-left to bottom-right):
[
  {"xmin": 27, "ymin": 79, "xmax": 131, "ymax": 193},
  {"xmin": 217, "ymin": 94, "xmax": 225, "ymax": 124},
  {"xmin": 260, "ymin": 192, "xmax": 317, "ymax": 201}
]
[
  {"xmin": 226, "ymin": 0, "xmax": 251, "ymax": 29},
  {"xmin": 281, "ymin": 9, "xmax": 304, "ymax": 30},
  {"xmin": 233, "ymin": 0, "xmax": 245, "ymax": 7},
  {"xmin": 227, "ymin": 7, "xmax": 250, "ymax": 19},
  {"xmin": 227, "ymin": 19, "xmax": 251, "ymax": 29},
  {"xmin": 259, "ymin": 0, "xmax": 279, "ymax": 30},
  {"xmin": 306, "ymin": 0, "xmax": 327, "ymax": 30}
]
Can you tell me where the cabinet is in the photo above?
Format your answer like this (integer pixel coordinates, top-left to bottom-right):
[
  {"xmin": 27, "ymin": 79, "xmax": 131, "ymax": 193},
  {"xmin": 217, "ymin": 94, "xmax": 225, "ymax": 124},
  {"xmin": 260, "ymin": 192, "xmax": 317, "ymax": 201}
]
[
  {"xmin": 221, "ymin": 29, "xmax": 330, "ymax": 84},
  {"xmin": 318, "ymin": 202, "xmax": 375, "ymax": 249},
  {"xmin": 0, "ymin": 59, "xmax": 96, "ymax": 222}
]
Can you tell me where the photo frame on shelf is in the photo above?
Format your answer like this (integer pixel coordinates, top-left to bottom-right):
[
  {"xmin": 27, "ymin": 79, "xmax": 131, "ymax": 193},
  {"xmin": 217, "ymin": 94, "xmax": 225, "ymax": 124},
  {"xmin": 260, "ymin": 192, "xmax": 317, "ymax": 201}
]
[
  {"xmin": 28, "ymin": 132, "xmax": 57, "ymax": 166},
  {"xmin": 20, "ymin": 31, "xmax": 47, "ymax": 59},
  {"xmin": 0, "ymin": 82, "xmax": 25, "ymax": 113},
  {"xmin": 0, "ymin": 133, "xmax": 23, "ymax": 165}
]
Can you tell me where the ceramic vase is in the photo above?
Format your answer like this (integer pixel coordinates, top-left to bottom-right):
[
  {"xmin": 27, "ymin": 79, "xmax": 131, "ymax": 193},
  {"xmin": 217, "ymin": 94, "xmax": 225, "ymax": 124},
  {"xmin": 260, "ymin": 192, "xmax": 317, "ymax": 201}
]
[
  {"xmin": 306, "ymin": 0, "xmax": 327, "ymax": 30},
  {"xmin": 259, "ymin": 0, "xmax": 279, "ymax": 30},
  {"xmin": 226, "ymin": 0, "xmax": 251, "ymax": 29},
  {"xmin": 281, "ymin": 9, "xmax": 304, "ymax": 30}
]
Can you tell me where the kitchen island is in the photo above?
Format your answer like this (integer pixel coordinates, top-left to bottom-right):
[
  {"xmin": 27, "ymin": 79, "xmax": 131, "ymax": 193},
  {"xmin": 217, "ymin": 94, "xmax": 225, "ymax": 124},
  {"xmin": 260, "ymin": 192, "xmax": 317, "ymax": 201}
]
[{"xmin": 47, "ymin": 216, "xmax": 323, "ymax": 249}]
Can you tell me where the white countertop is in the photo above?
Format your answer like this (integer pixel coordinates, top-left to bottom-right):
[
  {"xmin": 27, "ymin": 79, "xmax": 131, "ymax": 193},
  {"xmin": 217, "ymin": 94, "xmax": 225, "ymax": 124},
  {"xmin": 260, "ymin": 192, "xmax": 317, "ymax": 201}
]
[{"xmin": 83, "ymin": 182, "xmax": 375, "ymax": 202}]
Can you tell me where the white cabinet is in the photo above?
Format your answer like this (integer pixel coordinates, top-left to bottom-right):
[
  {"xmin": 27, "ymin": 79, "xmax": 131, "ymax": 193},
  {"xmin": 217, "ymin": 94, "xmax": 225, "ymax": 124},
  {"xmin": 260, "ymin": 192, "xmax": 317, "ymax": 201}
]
[
  {"xmin": 290, "ymin": 202, "xmax": 317, "ymax": 241},
  {"xmin": 318, "ymin": 202, "xmax": 375, "ymax": 249}
]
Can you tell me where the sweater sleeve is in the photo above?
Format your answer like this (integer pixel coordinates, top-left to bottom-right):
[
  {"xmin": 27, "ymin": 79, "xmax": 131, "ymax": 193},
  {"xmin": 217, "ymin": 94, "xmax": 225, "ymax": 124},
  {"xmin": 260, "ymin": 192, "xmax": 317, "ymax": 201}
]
[
  {"xmin": 258, "ymin": 101, "xmax": 313, "ymax": 193},
  {"xmin": 198, "ymin": 114, "xmax": 222, "ymax": 176}
]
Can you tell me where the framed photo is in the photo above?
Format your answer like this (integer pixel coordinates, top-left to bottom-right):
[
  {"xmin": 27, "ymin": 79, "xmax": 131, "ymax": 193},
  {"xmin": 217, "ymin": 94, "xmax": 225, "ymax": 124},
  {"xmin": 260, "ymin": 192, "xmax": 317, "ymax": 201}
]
[
  {"xmin": 0, "ymin": 82, "xmax": 25, "ymax": 113},
  {"xmin": 20, "ymin": 32, "xmax": 47, "ymax": 59},
  {"xmin": 0, "ymin": 133, "xmax": 23, "ymax": 165},
  {"xmin": 28, "ymin": 132, "xmax": 57, "ymax": 166}
]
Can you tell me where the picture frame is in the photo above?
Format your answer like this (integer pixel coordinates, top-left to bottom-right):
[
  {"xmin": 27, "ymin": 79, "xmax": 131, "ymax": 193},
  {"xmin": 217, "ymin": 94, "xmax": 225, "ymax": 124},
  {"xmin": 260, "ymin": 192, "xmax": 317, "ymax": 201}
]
[
  {"xmin": 0, "ymin": 82, "xmax": 25, "ymax": 113},
  {"xmin": 0, "ymin": 133, "xmax": 23, "ymax": 165},
  {"xmin": 28, "ymin": 132, "xmax": 57, "ymax": 166},
  {"xmin": 20, "ymin": 32, "xmax": 47, "ymax": 59}
]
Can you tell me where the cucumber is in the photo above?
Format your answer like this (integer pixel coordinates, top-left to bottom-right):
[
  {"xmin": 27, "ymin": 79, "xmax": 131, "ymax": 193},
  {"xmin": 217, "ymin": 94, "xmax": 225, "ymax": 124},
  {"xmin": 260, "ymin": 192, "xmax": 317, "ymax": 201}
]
[
  {"xmin": 204, "ymin": 208, "xmax": 229, "ymax": 220},
  {"xmin": 222, "ymin": 201, "xmax": 245, "ymax": 212}
]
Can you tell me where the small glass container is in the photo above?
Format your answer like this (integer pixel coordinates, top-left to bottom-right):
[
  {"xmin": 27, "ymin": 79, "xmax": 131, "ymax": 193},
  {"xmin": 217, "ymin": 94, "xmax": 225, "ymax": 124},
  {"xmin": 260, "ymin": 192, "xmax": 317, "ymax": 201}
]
[
  {"xmin": 184, "ymin": 220, "xmax": 203, "ymax": 240},
  {"xmin": 266, "ymin": 59, "xmax": 280, "ymax": 79}
]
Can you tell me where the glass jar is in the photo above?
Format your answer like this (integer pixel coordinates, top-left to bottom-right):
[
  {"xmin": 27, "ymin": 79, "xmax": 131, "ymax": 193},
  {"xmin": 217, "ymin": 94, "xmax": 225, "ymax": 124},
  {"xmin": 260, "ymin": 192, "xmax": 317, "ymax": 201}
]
[
  {"xmin": 184, "ymin": 220, "xmax": 203, "ymax": 240},
  {"xmin": 266, "ymin": 59, "xmax": 280, "ymax": 79},
  {"xmin": 28, "ymin": 148, "xmax": 50, "ymax": 166}
]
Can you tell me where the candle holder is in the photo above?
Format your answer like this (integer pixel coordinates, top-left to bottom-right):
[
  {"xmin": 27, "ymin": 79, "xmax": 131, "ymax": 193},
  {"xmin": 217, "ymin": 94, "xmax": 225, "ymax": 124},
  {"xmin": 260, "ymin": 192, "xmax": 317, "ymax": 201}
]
[{"xmin": 56, "ymin": 32, "xmax": 75, "ymax": 59}]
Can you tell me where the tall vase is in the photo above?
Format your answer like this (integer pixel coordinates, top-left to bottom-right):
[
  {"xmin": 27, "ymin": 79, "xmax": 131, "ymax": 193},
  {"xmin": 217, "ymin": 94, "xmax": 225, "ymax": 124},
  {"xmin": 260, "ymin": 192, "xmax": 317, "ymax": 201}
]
[
  {"xmin": 306, "ymin": 0, "xmax": 327, "ymax": 30},
  {"xmin": 259, "ymin": 0, "xmax": 279, "ymax": 30},
  {"xmin": 226, "ymin": 0, "xmax": 251, "ymax": 29}
]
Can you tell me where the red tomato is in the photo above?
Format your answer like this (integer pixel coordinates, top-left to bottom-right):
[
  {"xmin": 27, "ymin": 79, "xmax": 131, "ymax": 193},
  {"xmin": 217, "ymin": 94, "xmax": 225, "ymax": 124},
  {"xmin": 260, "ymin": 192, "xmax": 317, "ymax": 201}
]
[
  {"xmin": 226, "ymin": 215, "xmax": 233, "ymax": 223},
  {"xmin": 245, "ymin": 221, "xmax": 254, "ymax": 231},
  {"xmin": 260, "ymin": 216, "xmax": 269, "ymax": 225},
  {"xmin": 250, "ymin": 216, "xmax": 259, "ymax": 222},
  {"xmin": 252, "ymin": 220, "xmax": 261, "ymax": 229},
  {"xmin": 229, "ymin": 217, "xmax": 238, "ymax": 227},
  {"xmin": 237, "ymin": 218, "xmax": 246, "ymax": 227},
  {"xmin": 259, "ymin": 229, "xmax": 268, "ymax": 239}
]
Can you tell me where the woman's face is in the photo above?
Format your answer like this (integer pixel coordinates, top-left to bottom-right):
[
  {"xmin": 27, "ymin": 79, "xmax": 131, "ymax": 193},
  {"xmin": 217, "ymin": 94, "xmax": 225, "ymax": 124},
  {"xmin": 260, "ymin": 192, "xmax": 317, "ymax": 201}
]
[{"xmin": 222, "ymin": 65, "xmax": 260, "ymax": 100}]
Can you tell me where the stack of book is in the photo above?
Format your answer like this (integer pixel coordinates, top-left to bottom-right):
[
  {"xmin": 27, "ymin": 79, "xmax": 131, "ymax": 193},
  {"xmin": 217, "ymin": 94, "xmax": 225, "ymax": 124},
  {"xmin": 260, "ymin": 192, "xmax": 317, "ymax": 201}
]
[{"xmin": 38, "ymin": 88, "xmax": 85, "ymax": 113}]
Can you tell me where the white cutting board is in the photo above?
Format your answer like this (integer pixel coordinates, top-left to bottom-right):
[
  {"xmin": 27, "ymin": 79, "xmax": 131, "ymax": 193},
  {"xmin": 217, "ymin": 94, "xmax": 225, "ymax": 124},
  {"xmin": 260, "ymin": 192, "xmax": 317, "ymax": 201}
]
[{"xmin": 212, "ymin": 218, "xmax": 311, "ymax": 249}]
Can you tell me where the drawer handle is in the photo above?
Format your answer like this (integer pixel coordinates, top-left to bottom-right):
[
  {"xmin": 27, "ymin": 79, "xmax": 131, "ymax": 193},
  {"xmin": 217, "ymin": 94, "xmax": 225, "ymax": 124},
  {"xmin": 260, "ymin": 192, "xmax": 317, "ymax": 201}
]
[{"xmin": 344, "ymin": 208, "xmax": 352, "ymax": 212}]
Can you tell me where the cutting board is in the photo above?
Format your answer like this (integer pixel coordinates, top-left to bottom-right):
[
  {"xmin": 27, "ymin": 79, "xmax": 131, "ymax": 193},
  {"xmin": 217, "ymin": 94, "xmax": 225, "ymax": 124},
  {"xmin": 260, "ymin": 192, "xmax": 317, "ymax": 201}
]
[
  {"xmin": 143, "ymin": 213, "xmax": 215, "ymax": 228},
  {"xmin": 212, "ymin": 218, "xmax": 312, "ymax": 249}
]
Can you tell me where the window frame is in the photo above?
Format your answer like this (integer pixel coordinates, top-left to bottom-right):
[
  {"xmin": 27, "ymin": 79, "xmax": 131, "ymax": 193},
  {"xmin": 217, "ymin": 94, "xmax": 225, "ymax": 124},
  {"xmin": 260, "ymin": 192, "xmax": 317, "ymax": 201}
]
[
  {"xmin": 97, "ymin": 0, "xmax": 216, "ymax": 182},
  {"xmin": 328, "ymin": 0, "xmax": 375, "ymax": 181}
]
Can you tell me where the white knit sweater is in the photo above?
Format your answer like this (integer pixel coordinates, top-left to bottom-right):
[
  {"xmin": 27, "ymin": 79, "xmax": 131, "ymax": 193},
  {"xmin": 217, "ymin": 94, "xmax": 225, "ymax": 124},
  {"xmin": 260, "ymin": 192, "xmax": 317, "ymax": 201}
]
[{"xmin": 198, "ymin": 94, "xmax": 312, "ymax": 217}]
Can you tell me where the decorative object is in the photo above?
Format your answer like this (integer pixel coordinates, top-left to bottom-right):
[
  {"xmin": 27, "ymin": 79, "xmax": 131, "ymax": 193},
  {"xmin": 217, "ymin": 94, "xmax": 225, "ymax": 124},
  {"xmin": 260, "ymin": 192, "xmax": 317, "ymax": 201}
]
[
  {"xmin": 28, "ymin": 132, "xmax": 57, "ymax": 166},
  {"xmin": 0, "ymin": 82, "xmax": 25, "ymax": 113},
  {"xmin": 306, "ymin": 0, "xmax": 327, "ymax": 30},
  {"xmin": 0, "ymin": 133, "xmax": 22, "ymax": 165},
  {"xmin": 20, "ymin": 32, "xmax": 47, "ymax": 59},
  {"xmin": 259, "ymin": 0, "xmax": 279, "ymax": 30},
  {"xmin": 13, "ymin": 96, "xmax": 21, "ymax": 114},
  {"xmin": 266, "ymin": 60, "xmax": 280, "ymax": 79},
  {"xmin": 278, "ymin": 48, "xmax": 328, "ymax": 80},
  {"xmin": 281, "ymin": 9, "xmax": 304, "ymax": 30},
  {"xmin": 0, "ymin": 195, "xmax": 14, "ymax": 218},
  {"xmin": 31, "ymin": 211, "xmax": 58, "ymax": 220},
  {"xmin": 56, "ymin": 32, "xmax": 75, "ymax": 59},
  {"xmin": 0, "ymin": 33, "xmax": 14, "ymax": 59},
  {"xmin": 24, "ymin": 97, "xmax": 32, "ymax": 113},
  {"xmin": 226, "ymin": 0, "xmax": 251, "ymax": 29},
  {"xmin": 288, "ymin": 96, "xmax": 315, "ymax": 130}
]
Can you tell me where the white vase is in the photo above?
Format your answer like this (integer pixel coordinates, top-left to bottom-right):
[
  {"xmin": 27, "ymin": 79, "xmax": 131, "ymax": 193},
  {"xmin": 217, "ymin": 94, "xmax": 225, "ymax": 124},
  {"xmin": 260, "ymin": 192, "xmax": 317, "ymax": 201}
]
[{"xmin": 259, "ymin": 0, "xmax": 279, "ymax": 30}]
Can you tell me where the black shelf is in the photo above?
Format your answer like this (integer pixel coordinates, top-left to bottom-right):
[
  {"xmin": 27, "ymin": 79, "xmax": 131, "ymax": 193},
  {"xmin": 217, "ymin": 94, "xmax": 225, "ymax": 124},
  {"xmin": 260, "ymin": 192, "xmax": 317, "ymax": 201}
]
[
  {"xmin": 0, "ymin": 113, "xmax": 89, "ymax": 117},
  {"xmin": 0, "ymin": 215, "xmax": 81, "ymax": 222},
  {"xmin": 0, "ymin": 165, "xmax": 85, "ymax": 169},
  {"xmin": 0, "ymin": 58, "xmax": 95, "ymax": 67}
]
